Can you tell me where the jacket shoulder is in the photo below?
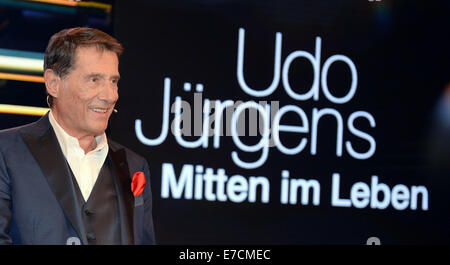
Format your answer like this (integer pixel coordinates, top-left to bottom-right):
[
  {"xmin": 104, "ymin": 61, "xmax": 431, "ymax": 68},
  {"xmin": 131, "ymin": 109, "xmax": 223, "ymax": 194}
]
[
  {"xmin": 0, "ymin": 121, "xmax": 42, "ymax": 149},
  {"xmin": 0, "ymin": 123, "xmax": 32, "ymax": 137},
  {"xmin": 0, "ymin": 114, "xmax": 49, "ymax": 141}
]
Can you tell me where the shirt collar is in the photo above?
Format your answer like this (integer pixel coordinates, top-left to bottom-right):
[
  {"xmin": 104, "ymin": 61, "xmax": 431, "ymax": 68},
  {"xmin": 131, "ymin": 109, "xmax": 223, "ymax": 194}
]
[{"xmin": 48, "ymin": 110, "xmax": 109, "ymax": 157}]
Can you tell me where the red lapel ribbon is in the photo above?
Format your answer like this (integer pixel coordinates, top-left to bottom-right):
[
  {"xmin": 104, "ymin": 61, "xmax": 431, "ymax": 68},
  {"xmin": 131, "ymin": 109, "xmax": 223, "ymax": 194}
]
[{"xmin": 131, "ymin": 171, "xmax": 146, "ymax": 197}]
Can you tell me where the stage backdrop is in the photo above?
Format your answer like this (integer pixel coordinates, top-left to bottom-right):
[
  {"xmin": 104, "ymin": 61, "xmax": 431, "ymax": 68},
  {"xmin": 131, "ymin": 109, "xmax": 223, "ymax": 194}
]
[{"xmin": 110, "ymin": 0, "xmax": 450, "ymax": 244}]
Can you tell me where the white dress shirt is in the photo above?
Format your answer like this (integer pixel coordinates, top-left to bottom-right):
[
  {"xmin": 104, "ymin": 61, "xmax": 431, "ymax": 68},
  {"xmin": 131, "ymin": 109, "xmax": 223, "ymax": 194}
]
[{"xmin": 49, "ymin": 111, "xmax": 109, "ymax": 201}]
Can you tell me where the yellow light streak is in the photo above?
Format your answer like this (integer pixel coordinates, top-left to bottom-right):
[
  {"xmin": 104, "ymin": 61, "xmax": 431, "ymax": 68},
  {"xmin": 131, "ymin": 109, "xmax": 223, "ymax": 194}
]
[{"xmin": 0, "ymin": 104, "xmax": 49, "ymax": 116}]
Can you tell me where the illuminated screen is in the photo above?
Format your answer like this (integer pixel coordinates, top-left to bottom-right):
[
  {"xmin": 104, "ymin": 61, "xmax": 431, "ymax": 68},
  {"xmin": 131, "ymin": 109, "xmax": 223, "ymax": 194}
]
[{"xmin": 111, "ymin": 0, "xmax": 450, "ymax": 244}]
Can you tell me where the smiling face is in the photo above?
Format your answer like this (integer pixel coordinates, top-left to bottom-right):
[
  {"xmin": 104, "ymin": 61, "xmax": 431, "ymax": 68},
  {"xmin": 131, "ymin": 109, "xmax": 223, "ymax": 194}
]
[{"xmin": 48, "ymin": 46, "xmax": 120, "ymax": 139}]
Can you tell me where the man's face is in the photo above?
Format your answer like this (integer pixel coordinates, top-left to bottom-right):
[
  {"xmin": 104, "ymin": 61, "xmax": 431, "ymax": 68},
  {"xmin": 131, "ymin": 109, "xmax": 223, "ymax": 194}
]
[{"xmin": 52, "ymin": 46, "xmax": 120, "ymax": 138}]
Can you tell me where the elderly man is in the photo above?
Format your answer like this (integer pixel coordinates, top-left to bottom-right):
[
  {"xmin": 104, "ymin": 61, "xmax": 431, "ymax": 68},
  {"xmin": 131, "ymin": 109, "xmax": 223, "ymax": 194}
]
[{"xmin": 0, "ymin": 27, "xmax": 155, "ymax": 245}]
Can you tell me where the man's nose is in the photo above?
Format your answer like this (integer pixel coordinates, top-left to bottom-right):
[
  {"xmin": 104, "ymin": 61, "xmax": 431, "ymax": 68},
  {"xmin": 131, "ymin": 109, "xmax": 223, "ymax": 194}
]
[{"xmin": 99, "ymin": 81, "xmax": 119, "ymax": 103}]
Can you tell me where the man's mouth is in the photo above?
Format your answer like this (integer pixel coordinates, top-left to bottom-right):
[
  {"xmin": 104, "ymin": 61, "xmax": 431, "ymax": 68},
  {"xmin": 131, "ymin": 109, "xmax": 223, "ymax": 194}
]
[{"xmin": 90, "ymin": 107, "xmax": 108, "ymax": 114}]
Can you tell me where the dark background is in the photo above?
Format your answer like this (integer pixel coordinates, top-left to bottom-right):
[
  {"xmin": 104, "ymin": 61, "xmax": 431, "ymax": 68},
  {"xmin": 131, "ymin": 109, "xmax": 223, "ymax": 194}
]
[{"xmin": 1, "ymin": 0, "xmax": 449, "ymax": 244}]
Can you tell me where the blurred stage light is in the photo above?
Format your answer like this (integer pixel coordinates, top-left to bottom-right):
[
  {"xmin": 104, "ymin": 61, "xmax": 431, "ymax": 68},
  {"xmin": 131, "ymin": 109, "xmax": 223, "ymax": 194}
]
[
  {"xmin": 0, "ymin": 104, "xmax": 48, "ymax": 116},
  {"xmin": 0, "ymin": 48, "xmax": 44, "ymax": 74},
  {"xmin": 0, "ymin": 72, "xmax": 44, "ymax": 83},
  {"xmin": 26, "ymin": 0, "xmax": 112, "ymax": 11}
]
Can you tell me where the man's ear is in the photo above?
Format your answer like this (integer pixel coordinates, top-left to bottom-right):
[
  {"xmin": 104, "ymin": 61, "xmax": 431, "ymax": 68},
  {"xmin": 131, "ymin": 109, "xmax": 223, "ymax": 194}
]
[{"xmin": 44, "ymin": 69, "xmax": 61, "ymax": 98}]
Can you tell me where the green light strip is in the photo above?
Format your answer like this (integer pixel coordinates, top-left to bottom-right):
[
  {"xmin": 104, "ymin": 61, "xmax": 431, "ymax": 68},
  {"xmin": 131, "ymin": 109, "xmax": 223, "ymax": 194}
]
[{"xmin": 0, "ymin": 48, "xmax": 45, "ymax": 60}]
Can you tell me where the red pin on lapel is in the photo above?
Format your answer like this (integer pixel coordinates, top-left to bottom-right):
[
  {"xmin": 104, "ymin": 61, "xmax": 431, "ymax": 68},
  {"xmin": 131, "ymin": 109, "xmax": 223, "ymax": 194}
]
[{"xmin": 131, "ymin": 171, "xmax": 146, "ymax": 197}]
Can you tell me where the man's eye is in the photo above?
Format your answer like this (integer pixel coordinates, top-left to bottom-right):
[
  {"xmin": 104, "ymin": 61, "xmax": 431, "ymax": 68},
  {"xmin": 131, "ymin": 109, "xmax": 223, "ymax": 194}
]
[{"xmin": 90, "ymin": 77, "xmax": 98, "ymax": 82}]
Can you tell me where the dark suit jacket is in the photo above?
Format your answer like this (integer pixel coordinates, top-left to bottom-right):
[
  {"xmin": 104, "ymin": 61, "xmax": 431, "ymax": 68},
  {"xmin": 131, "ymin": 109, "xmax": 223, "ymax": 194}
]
[{"xmin": 0, "ymin": 113, "xmax": 156, "ymax": 244}]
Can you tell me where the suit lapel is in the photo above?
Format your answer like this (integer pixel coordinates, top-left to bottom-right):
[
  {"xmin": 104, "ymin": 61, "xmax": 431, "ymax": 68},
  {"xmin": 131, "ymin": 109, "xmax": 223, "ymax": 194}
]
[
  {"xmin": 20, "ymin": 114, "xmax": 88, "ymax": 245},
  {"xmin": 109, "ymin": 146, "xmax": 134, "ymax": 245}
]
